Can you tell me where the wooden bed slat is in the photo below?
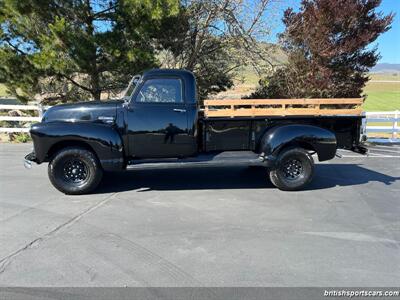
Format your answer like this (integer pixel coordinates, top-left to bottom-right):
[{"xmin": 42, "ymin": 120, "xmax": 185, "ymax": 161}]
[{"xmin": 203, "ymin": 98, "xmax": 363, "ymax": 118}]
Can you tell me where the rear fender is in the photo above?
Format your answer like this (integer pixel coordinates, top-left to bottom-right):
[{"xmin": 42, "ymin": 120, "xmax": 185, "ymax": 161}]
[
  {"xmin": 30, "ymin": 122, "xmax": 124, "ymax": 171},
  {"xmin": 259, "ymin": 124, "xmax": 337, "ymax": 162}
]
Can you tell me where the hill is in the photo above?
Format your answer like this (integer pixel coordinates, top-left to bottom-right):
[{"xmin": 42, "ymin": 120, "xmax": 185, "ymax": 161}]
[{"xmin": 370, "ymin": 63, "xmax": 400, "ymax": 73}]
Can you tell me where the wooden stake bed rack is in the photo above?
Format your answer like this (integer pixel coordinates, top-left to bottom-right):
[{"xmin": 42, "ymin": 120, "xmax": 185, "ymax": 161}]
[{"xmin": 203, "ymin": 98, "xmax": 363, "ymax": 118}]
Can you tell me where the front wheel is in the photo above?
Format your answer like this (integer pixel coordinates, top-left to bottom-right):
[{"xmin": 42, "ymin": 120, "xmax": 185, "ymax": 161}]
[
  {"xmin": 269, "ymin": 147, "xmax": 314, "ymax": 191},
  {"xmin": 48, "ymin": 147, "xmax": 103, "ymax": 195}
]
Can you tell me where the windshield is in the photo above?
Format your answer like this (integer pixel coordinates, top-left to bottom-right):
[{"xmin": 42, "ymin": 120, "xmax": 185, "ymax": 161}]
[{"xmin": 123, "ymin": 75, "xmax": 141, "ymax": 99}]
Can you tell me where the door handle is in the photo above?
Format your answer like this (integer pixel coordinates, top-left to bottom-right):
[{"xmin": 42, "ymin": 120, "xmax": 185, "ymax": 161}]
[{"xmin": 173, "ymin": 108, "xmax": 186, "ymax": 113}]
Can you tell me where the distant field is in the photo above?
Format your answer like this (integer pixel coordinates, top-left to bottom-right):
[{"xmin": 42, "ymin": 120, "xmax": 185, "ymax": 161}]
[
  {"xmin": 363, "ymin": 80, "xmax": 400, "ymax": 111},
  {"xmin": 368, "ymin": 73, "xmax": 400, "ymax": 81}
]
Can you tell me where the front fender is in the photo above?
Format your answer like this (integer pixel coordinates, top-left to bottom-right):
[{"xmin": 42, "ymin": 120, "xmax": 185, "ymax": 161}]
[
  {"xmin": 260, "ymin": 124, "xmax": 337, "ymax": 162},
  {"xmin": 30, "ymin": 121, "xmax": 124, "ymax": 171}
]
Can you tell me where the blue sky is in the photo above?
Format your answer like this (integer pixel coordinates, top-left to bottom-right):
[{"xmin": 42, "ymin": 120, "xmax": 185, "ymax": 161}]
[
  {"xmin": 372, "ymin": 0, "xmax": 400, "ymax": 63},
  {"xmin": 272, "ymin": 0, "xmax": 399, "ymax": 64}
]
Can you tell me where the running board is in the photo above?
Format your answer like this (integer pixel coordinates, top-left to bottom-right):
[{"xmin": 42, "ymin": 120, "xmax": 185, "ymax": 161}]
[{"xmin": 127, "ymin": 151, "xmax": 266, "ymax": 170}]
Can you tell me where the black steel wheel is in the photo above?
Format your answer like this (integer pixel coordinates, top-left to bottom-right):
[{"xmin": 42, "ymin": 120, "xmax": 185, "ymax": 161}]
[
  {"xmin": 63, "ymin": 159, "xmax": 89, "ymax": 184},
  {"xmin": 269, "ymin": 147, "xmax": 314, "ymax": 191},
  {"xmin": 282, "ymin": 158, "xmax": 303, "ymax": 181},
  {"xmin": 48, "ymin": 147, "xmax": 103, "ymax": 195}
]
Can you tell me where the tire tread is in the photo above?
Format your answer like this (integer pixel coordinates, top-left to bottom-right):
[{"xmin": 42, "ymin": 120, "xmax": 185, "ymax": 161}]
[
  {"xmin": 269, "ymin": 147, "xmax": 314, "ymax": 191},
  {"xmin": 48, "ymin": 147, "xmax": 103, "ymax": 195}
]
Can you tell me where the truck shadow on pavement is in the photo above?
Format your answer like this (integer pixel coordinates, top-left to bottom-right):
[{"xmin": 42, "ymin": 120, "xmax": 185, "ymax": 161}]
[{"xmin": 95, "ymin": 164, "xmax": 400, "ymax": 194}]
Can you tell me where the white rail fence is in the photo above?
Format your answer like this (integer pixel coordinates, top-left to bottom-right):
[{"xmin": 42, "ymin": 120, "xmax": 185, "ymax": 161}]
[
  {"xmin": 0, "ymin": 104, "xmax": 399, "ymax": 140},
  {"xmin": 0, "ymin": 104, "xmax": 44, "ymax": 133},
  {"xmin": 365, "ymin": 111, "xmax": 399, "ymax": 140}
]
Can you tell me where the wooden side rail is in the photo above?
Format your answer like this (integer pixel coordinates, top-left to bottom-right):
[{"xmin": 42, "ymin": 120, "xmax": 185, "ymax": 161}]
[{"xmin": 203, "ymin": 98, "xmax": 363, "ymax": 118}]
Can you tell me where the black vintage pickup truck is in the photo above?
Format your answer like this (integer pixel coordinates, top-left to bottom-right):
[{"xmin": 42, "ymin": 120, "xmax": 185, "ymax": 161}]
[{"xmin": 25, "ymin": 69, "xmax": 366, "ymax": 194}]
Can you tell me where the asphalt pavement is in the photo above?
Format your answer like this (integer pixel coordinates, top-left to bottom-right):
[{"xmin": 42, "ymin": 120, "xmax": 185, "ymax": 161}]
[{"xmin": 0, "ymin": 143, "xmax": 399, "ymax": 287}]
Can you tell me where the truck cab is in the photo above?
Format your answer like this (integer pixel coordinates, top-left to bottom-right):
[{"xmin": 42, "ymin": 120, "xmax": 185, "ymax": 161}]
[{"xmin": 123, "ymin": 69, "xmax": 198, "ymax": 158}]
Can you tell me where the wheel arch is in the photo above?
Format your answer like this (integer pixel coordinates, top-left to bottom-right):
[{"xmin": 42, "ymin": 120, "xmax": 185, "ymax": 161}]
[
  {"xmin": 47, "ymin": 140, "xmax": 98, "ymax": 161},
  {"xmin": 259, "ymin": 124, "xmax": 337, "ymax": 162},
  {"xmin": 272, "ymin": 140, "xmax": 317, "ymax": 155}
]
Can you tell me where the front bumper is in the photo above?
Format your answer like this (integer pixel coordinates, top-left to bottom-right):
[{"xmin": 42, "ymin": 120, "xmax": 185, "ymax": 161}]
[{"xmin": 24, "ymin": 151, "xmax": 37, "ymax": 169}]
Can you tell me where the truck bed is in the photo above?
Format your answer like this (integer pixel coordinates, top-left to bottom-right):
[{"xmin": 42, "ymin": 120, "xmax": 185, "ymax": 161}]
[{"xmin": 201, "ymin": 115, "xmax": 363, "ymax": 153}]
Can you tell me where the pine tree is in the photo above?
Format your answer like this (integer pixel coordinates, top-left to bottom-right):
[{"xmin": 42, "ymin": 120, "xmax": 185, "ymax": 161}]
[{"xmin": 0, "ymin": 0, "xmax": 179, "ymax": 103}]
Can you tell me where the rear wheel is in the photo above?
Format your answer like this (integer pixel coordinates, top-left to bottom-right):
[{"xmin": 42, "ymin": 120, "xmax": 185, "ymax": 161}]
[
  {"xmin": 48, "ymin": 147, "xmax": 103, "ymax": 195},
  {"xmin": 269, "ymin": 147, "xmax": 314, "ymax": 191}
]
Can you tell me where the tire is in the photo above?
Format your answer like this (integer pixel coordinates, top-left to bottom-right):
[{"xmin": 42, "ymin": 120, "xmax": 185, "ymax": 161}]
[
  {"xmin": 269, "ymin": 147, "xmax": 314, "ymax": 191},
  {"xmin": 48, "ymin": 147, "xmax": 103, "ymax": 195}
]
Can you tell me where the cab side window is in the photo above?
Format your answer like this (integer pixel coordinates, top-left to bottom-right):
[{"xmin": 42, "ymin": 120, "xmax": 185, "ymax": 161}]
[{"xmin": 136, "ymin": 78, "xmax": 183, "ymax": 103}]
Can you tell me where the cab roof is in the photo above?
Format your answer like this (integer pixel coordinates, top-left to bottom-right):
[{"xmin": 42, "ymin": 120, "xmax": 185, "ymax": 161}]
[{"xmin": 143, "ymin": 69, "xmax": 195, "ymax": 79}]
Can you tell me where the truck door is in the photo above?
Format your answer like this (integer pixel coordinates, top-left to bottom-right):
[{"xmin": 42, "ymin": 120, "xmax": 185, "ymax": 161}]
[{"xmin": 126, "ymin": 77, "xmax": 195, "ymax": 158}]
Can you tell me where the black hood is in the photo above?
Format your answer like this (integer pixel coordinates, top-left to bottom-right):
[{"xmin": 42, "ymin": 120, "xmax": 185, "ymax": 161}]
[{"xmin": 42, "ymin": 100, "xmax": 124, "ymax": 123}]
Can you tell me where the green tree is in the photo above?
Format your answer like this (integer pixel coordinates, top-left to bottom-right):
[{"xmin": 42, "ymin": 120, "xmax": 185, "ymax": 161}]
[
  {"xmin": 0, "ymin": 0, "xmax": 179, "ymax": 103},
  {"xmin": 251, "ymin": 0, "xmax": 393, "ymax": 99}
]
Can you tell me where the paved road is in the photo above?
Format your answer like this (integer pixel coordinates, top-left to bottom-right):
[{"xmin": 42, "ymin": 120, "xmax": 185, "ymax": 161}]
[{"xmin": 0, "ymin": 143, "xmax": 399, "ymax": 287}]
